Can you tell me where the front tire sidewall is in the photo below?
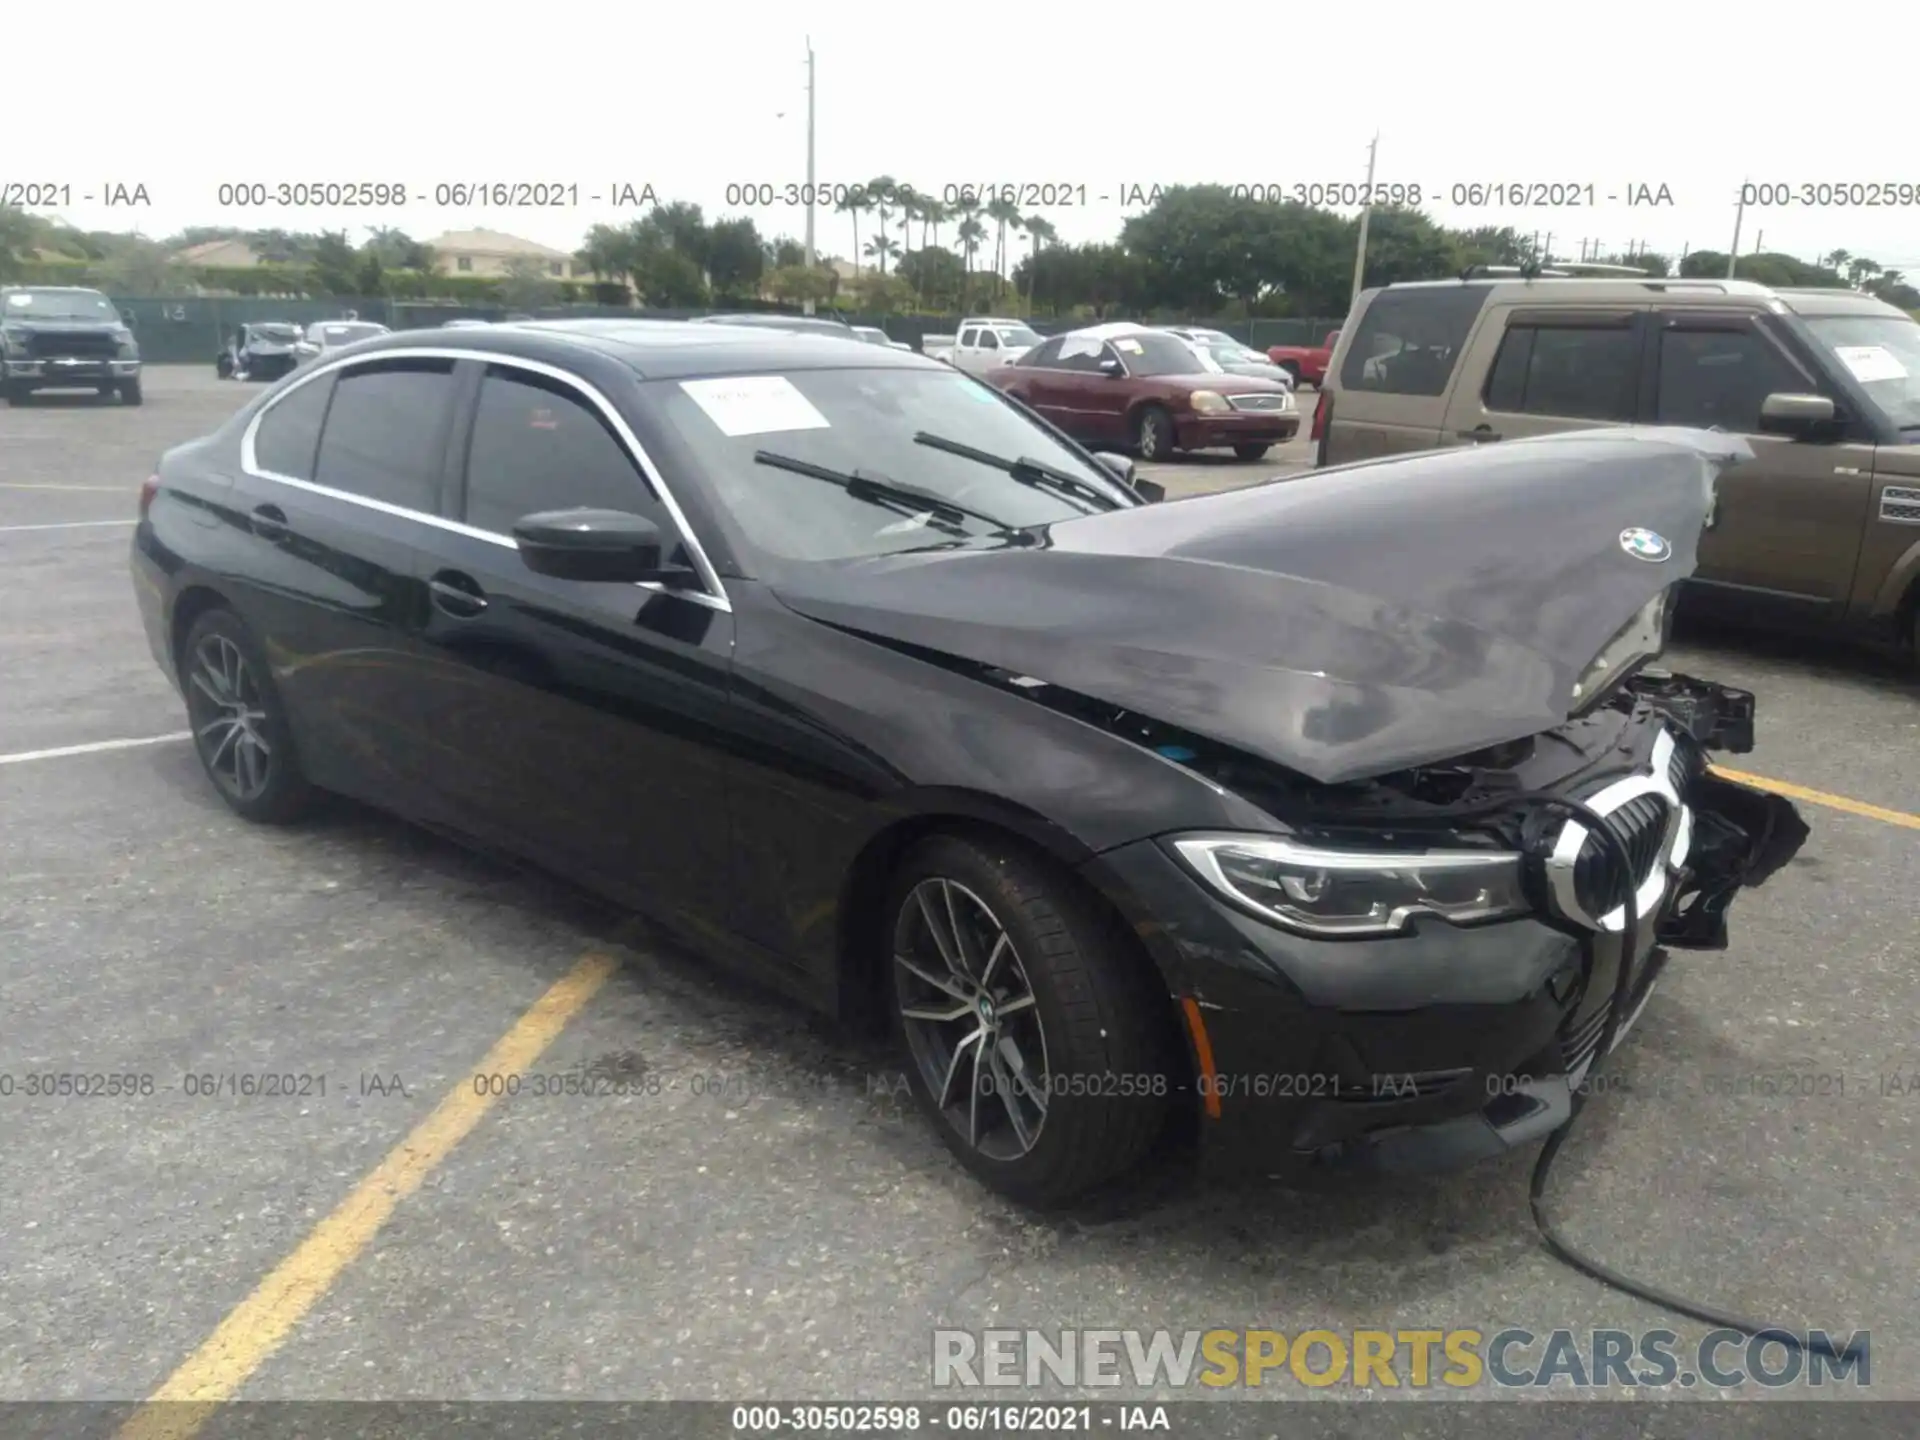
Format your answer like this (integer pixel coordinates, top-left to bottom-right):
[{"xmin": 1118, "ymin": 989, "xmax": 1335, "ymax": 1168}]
[
  {"xmin": 1134, "ymin": 405, "xmax": 1176, "ymax": 462},
  {"xmin": 885, "ymin": 835, "xmax": 1172, "ymax": 1208},
  {"xmin": 181, "ymin": 610, "xmax": 313, "ymax": 824}
]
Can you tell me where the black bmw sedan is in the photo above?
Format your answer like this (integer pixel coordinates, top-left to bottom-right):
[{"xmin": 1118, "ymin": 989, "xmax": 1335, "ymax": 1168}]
[{"xmin": 131, "ymin": 321, "xmax": 1808, "ymax": 1207}]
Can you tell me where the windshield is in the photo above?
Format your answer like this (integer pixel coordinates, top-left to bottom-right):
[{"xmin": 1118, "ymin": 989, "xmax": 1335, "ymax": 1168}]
[
  {"xmin": 1207, "ymin": 342, "xmax": 1267, "ymax": 368},
  {"xmin": 3, "ymin": 289, "xmax": 119, "ymax": 322},
  {"xmin": 1114, "ymin": 332, "xmax": 1212, "ymax": 378},
  {"xmin": 308, "ymin": 323, "xmax": 385, "ymax": 345},
  {"xmin": 1802, "ymin": 315, "xmax": 1920, "ymax": 433},
  {"xmin": 641, "ymin": 366, "xmax": 1133, "ymax": 565},
  {"xmin": 993, "ymin": 325, "xmax": 1042, "ymax": 348}
]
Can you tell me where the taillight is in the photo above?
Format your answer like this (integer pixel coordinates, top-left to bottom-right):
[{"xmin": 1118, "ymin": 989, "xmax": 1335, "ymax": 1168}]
[
  {"xmin": 1311, "ymin": 388, "xmax": 1332, "ymax": 467},
  {"xmin": 139, "ymin": 473, "xmax": 160, "ymax": 519}
]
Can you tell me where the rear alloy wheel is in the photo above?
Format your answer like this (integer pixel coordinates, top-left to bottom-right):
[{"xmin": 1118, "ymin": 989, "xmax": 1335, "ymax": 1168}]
[
  {"xmin": 1133, "ymin": 403, "xmax": 1176, "ymax": 462},
  {"xmin": 887, "ymin": 834, "xmax": 1173, "ymax": 1208},
  {"xmin": 1233, "ymin": 443, "xmax": 1270, "ymax": 461},
  {"xmin": 181, "ymin": 610, "xmax": 313, "ymax": 824}
]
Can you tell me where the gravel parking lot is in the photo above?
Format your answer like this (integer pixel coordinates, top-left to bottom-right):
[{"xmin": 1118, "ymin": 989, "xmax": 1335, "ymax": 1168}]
[{"xmin": 4, "ymin": 367, "xmax": 1918, "ymax": 1411}]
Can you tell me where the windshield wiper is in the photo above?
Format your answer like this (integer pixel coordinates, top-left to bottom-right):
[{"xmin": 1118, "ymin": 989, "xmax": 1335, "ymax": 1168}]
[
  {"xmin": 752, "ymin": 450, "xmax": 1012, "ymax": 532},
  {"xmin": 912, "ymin": 431, "xmax": 1119, "ymax": 512}
]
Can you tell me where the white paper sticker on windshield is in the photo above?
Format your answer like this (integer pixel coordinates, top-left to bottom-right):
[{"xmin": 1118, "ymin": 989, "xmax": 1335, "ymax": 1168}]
[
  {"xmin": 1833, "ymin": 345, "xmax": 1908, "ymax": 384},
  {"xmin": 1114, "ymin": 338, "xmax": 1143, "ymax": 354},
  {"xmin": 678, "ymin": 376, "xmax": 830, "ymax": 437}
]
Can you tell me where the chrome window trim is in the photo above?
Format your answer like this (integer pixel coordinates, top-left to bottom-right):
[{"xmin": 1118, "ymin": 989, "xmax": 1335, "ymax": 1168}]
[
  {"xmin": 1544, "ymin": 728, "xmax": 1692, "ymax": 932},
  {"xmin": 239, "ymin": 345, "xmax": 732, "ymax": 613}
]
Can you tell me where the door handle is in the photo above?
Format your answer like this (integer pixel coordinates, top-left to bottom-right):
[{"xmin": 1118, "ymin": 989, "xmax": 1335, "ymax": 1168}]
[
  {"xmin": 250, "ymin": 504, "xmax": 290, "ymax": 541},
  {"xmin": 428, "ymin": 572, "xmax": 488, "ymax": 618},
  {"xmin": 1456, "ymin": 427, "xmax": 1503, "ymax": 443}
]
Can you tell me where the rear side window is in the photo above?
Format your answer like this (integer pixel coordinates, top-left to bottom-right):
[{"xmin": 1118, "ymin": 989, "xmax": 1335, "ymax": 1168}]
[
  {"xmin": 313, "ymin": 357, "xmax": 457, "ymax": 512},
  {"xmin": 958, "ymin": 328, "xmax": 979, "ymax": 347},
  {"xmin": 252, "ymin": 374, "xmax": 334, "ymax": 481},
  {"xmin": 1339, "ymin": 287, "xmax": 1488, "ymax": 395},
  {"xmin": 1484, "ymin": 323, "xmax": 1639, "ymax": 421},
  {"xmin": 462, "ymin": 365, "xmax": 654, "ymax": 536},
  {"xmin": 1655, "ymin": 328, "xmax": 1806, "ymax": 433}
]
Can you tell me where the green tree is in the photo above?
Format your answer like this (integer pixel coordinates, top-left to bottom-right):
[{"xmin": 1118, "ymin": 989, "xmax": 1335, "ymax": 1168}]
[
  {"xmin": 899, "ymin": 246, "xmax": 964, "ymax": 309},
  {"xmin": 311, "ymin": 231, "xmax": 359, "ymax": 295},
  {"xmin": 837, "ymin": 189, "xmax": 869, "ymax": 276},
  {"xmin": 863, "ymin": 233, "xmax": 901, "ymax": 276},
  {"xmin": 355, "ymin": 250, "xmax": 387, "ymax": 296},
  {"xmin": 766, "ymin": 263, "xmax": 837, "ymax": 307},
  {"xmin": 984, "ymin": 195, "xmax": 1022, "ymax": 296},
  {"xmin": 706, "ymin": 216, "xmax": 766, "ymax": 301}
]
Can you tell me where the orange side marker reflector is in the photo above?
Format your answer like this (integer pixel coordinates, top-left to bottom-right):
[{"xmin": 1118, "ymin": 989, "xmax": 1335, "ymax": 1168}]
[{"xmin": 1180, "ymin": 996, "xmax": 1222, "ymax": 1120}]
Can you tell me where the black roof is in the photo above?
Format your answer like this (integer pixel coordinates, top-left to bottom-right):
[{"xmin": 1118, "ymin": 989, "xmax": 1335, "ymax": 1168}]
[{"xmin": 343, "ymin": 318, "xmax": 937, "ymax": 381}]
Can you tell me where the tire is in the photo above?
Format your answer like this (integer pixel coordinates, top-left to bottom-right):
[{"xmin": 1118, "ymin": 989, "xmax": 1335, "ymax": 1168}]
[
  {"xmin": 5, "ymin": 383, "xmax": 32, "ymax": 406},
  {"xmin": 1233, "ymin": 444, "xmax": 1270, "ymax": 461},
  {"xmin": 1279, "ymin": 361, "xmax": 1301, "ymax": 386},
  {"xmin": 119, "ymin": 378, "xmax": 143, "ymax": 406},
  {"xmin": 1133, "ymin": 403, "xmax": 1176, "ymax": 462},
  {"xmin": 179, "ymin": 608, "xmax": 315, "ymax": 825},
  {"xmin": 216, "ymin": 355, "xmax": 233, "ymax": 379},
  {"xmin": 885, "ymin": 832, "xmax": 1175, "ymax": 1208}
]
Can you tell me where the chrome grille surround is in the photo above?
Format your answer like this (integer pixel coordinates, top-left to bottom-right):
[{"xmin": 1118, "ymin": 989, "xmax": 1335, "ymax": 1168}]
[
  {"xmin": 1544, "ymin": 728, "xmax": 1692, "ymax": 932},
  {"xmin": 1227, "ymin": 392, "xmax": 1293, "ymax": 413}
]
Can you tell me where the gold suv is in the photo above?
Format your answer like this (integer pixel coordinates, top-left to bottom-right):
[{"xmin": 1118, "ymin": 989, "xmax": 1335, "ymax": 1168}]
[{"xmin": 1314, "ymin": 271, "xmax": 1920, "ymax": 648}]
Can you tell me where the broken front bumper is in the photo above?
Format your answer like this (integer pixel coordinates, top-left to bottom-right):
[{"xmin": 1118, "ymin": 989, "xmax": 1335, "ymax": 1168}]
[{"xmin": 1085, "ymin": 670, "xmax": 1810, "ymax": 1179}]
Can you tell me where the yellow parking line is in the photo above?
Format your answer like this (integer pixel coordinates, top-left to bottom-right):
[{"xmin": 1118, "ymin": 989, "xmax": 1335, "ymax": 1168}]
[
  {"xmin": 115, "ymin": 951, "xmax": 618, "ymax": 1440},
  {"xmin": 1713, "ymin": 765, "xmax": 1920, "ymax": 832}
]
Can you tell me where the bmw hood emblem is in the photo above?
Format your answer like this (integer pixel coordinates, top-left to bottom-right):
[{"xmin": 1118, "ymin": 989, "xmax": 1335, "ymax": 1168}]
[{"xmin": 1619, "ymin": 527, "xmax": 1672, "ymax": 563}]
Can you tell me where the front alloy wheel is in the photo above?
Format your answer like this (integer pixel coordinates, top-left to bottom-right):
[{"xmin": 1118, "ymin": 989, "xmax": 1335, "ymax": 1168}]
[
  {"xmin": 894, "ymin": 877, "xmax": 1052, "ymax": 1161},
  {"xmin": 885, "ymin": 834, "xmax": 1175, "ymax": 1208}
]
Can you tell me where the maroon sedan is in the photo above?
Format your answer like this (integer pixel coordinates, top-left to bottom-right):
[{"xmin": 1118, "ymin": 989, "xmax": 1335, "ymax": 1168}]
[{"xmin": 986, "ymin": 324, "xmax": 1299, "ymax": 461}]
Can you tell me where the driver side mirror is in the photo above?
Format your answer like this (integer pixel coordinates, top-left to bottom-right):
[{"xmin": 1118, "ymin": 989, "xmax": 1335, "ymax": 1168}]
[
  {"xmin": 1099, "ymin": 357, "xmax": 1123, "ymax": 377},
  {"xmin": 1757, "ymin": 392, "xmax": 1837, "ymax": 439},
  {"xmin": 1095, "ymin": 451, "xmax": 1164, "ymax": 503},
  {"xmin": 513, "ymin": 508, "xmax": 672, "ymax": 583}
]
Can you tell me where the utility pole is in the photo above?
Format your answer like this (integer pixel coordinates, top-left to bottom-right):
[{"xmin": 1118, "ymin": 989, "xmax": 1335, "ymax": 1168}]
[
  {"xmin": 1753, "ymin": 229, "xmax": 1764, "ymax": 256},
  {"xmin": 802, "ymin": 37, "xmax": 818, "ymax": 314},
  {"xmin": 1349, "ymin": 133, "xmax": 1378, "ymax": 307},
  {"xmin": 1726, "ymin": 181, "xmax": 1746, "ymax": 279}
]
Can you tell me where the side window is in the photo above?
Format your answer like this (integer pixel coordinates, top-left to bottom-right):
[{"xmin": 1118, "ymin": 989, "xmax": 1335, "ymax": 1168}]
[
  {"xmin": 979, "ymin": 331, "xmax": 1001, "ymax": 350},
  {"xmin": 1339, "ymin": 287, "xmax": 1489, "ymax": 395},
  {"xmin": 958, "ymin": 327, "xmax": 979, "ymax": 348},
  {"xmin": 312, "ymin": 358, "xmax": 456, "ymax": 511},
  {"xmin": 1655, "ymin": 326, "xmax": 1807, "ymax": 433},
  {"xmin": 463, "ymin": 365, "xmax": 654, "ymax": 536},
  {"xmin": 1054, "ymin": 337, "xmax": 1104, "ymax": 373},
  {"xmin": 1098, "ymin": 344, "xmax": 1127, "ymax": 372},
  {"xmin": 1025, "ymin": 338, "xmax": 1064, "ymax": 368},
  {"xmin": 252, "ymin": 374, "xmax": 335, "ymax": 481},
  {"xmin": 1484, "ymin": 323, "xmax": 1639, "ymax": 421}
]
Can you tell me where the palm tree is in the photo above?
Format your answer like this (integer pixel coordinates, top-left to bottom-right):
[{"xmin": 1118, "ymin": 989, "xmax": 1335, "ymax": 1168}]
[
  {"xmin": 863, "ymin": 234, "xmax": 900, "ymax": 276},
  {"xmin": 1848, "ymin": 257, "xmax": 1882, "ymax": 289},
  {"xmin": 837, "ymin": 189, "xmax": 869, "ymax": 276},
  {"xmin": 919, "ymin": 196, "xmax": 948, "ymax": 255},
  {"xmin": 1022, "ymin": 215, "xmax": 1057, "ymax": 309},
  {"xmin": 865, "ymin": 175, "xmax": 902, "ymax": 276},
  {"xmin": 897, "ymin": 190, "xmax": 920, "ymax": 264},
  {"xmin": 957, "ymin": 216, "xmax": 986, "ymax": 295},
  {"xmin": 985, "ymin": 196, "xmax": 1023, "ymax": 296},
  {"xmin": 1823, "ymin": 249, "xmax": 1852, "ymax": 274}
]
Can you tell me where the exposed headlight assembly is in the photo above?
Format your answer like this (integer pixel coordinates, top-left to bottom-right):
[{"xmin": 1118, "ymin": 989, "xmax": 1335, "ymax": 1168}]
[
  {"xmin": 1572, "ymin": 588, "xmax": 1673, "ymax": 708},
  {"xmin": 1188, "ymin": 389, "xmax": 1232, "ymax": 414},
  {"xmin": 1171, "ymin": 833, "xmax": 1530, "ymax": 937}
]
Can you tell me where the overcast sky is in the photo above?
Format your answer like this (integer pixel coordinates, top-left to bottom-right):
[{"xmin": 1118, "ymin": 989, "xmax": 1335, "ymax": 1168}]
[{"xmin": 12, "ymin": 3, "xmax": 1920, "ymax": 276}]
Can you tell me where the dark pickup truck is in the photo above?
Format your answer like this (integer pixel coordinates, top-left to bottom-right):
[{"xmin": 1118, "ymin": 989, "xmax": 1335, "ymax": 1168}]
[{"xmin": 1, "ymin": 285, "xmax": 143, "ymax": 405}]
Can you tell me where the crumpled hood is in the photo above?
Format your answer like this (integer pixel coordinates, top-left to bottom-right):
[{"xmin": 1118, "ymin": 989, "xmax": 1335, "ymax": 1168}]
[{"xmin": 771, "ymin": 428, "xmax": 1752, "ymax": 786}]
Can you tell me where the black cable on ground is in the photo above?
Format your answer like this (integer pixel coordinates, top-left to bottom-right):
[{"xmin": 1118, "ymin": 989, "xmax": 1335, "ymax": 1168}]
[{"xmin": 1513, "ymin": 792, "xmax": 1848, "ymax": 1362}]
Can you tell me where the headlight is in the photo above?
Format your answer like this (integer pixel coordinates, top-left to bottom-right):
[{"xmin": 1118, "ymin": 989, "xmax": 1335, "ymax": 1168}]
[
  {"xmin": 1572, "ymin": 589, "xmax": 1672, "ymax": 707},
  {"xmin": 1171, "ymin": 833, "xmax": 1530, "ymax": 937},
  {"xmin": 1189, "ymin": 389, "xmax": 1232, "ymax": 414}
]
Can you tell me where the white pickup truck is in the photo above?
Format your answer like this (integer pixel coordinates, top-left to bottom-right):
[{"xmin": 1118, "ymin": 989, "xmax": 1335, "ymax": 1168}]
[{"xmin": 922, "ymin": 317, "xmax": 1044, "ymax": 375}]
